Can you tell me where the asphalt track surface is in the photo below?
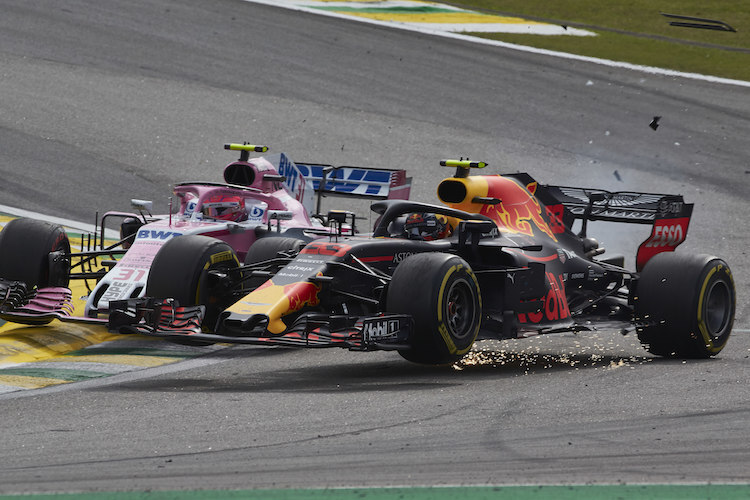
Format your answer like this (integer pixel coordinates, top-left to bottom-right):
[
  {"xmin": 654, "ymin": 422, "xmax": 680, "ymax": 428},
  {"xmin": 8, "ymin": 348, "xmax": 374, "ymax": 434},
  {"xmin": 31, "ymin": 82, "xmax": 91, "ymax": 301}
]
[{"xmin": 1, "ymin": 0, "xmax": 749, "ymax": 494}]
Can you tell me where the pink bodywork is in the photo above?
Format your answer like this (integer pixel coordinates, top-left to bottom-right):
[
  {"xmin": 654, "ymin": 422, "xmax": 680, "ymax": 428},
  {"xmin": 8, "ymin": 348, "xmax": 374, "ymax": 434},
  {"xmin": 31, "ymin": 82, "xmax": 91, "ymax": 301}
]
[{"xmin": 85, "ymin": 156, "xmax": 320, "ymax": 317}]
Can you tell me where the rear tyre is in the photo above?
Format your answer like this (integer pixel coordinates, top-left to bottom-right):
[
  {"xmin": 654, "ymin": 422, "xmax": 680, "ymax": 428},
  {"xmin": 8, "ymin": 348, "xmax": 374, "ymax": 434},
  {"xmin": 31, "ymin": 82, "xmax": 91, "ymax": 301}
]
[
  {"xmin": 635, "ymin": 253, "xmax": 735, "ymax": 358},
  {"xmin": 387, "ymin": 253, "xmax": 481, "ymax": 364},
  {"xmin": 146, "ymin": 235, "xmax": 242, "ymax": 337},
  {"xmin": 0, "ymin": 218, "xmax": 70, "ymax": 289}
]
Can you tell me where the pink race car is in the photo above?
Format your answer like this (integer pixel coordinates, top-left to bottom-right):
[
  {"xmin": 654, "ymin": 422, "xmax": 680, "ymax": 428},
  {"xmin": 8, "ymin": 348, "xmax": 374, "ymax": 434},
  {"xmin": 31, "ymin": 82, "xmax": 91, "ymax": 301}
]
[{"xmin": 0, "ymin": 143, "xmax": 411, "ymax": 326}]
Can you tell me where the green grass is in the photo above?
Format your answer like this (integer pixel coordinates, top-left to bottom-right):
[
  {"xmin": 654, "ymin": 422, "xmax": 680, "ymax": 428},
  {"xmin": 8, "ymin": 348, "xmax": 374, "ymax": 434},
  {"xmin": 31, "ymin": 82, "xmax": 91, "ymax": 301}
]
[{"xmin": 443, "ymin": 1, "xmax": 750, "ymax": 81}]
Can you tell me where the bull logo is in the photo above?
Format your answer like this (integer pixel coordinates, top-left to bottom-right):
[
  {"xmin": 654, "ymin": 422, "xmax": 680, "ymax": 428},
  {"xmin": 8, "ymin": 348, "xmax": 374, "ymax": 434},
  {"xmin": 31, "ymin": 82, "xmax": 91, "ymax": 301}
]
[
  {"xmin": 482, "ymin": 178, "xmax": 557, "ymax": 242},
  {"xmin": 282, "ymin": 281, "xmax": 321, "ymax": 313},
  {"xmin": 230, "ymin": 278, "xmax": 321, "ymax": 334}
]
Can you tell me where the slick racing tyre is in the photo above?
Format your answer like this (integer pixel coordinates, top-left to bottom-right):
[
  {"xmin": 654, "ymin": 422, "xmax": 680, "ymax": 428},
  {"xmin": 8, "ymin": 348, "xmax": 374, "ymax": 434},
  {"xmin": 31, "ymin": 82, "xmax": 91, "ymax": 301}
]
[
  {"xmin": 0, "ymin": 217, "xmax": 70, "ymax": 289},
  {"xmin": 147, "ymin": 235, "xmax": 242, "ymax": 336},
  {"xmin": 388, "ymin": 253, "xmax": 481, "ymax": 365},
  {"xmin": 244, "ymin": 237, "xmax": 307, "ymax": 291},
  {"xmin": 635, "ymin": 253, "xmax": 735, "ymax": 358},
  {"xmin": 244, "ymin": 237, "xmax": 306, "ymax": 266}
]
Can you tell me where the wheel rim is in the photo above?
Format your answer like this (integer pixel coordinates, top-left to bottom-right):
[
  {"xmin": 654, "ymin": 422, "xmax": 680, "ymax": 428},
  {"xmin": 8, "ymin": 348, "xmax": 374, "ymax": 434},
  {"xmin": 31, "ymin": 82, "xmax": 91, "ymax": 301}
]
[
  {"xmin": 48, "ymin": 234, "xmax": 71, "ymax": 287},
  {"xmin": 198, "ymin": 260, "xmax": 238, "ymax": 308},
  {"xmin": 444, "ymin": 278, "xmax": 475, "ymax": 340},
  {"xmin": 704, "ymin": 280, "xmax": 731, "ymax": 337}
]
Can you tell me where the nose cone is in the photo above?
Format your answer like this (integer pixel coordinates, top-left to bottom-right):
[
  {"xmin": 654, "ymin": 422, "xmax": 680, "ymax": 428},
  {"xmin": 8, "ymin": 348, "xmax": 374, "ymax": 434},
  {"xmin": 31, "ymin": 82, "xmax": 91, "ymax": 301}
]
[{"xmin": 223, "ymin": 280, "xmax": 321, "ymax": 335}]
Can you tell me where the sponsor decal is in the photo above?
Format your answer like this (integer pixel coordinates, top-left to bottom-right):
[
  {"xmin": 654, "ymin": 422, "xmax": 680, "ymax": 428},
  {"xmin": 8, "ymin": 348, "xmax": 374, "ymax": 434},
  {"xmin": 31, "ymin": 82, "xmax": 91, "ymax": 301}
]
[
  {"xmin": 545, "ymin": 204, "xmax": 566, "ymax": 234},
  {"xmin": 296, "ymin": 256, "xmax": 327, "ymax": 266},
  {"xmin": 228, "ymin": 278, "xmax": 321, "ymax": 334},
  {"xmin": 277, "ymin": 153, "xmax": 306, "ymax": 200},
  {"xmin": 111, "ymin": 267, "xmax": 147, "ymax": 283},
  {"xmin": 481, "ymin": 178, "xmax": 558, "ymax": 241},
  {"xmin": 567, "ymin": 206, "xmax": 654, "ymax": 221},
  {"xmin": 300, "ymin": 241, "xmax": 351, "ymax": 257},
  {"xmin": 393, "ymin": 252, "xmax": 415, "ymax": 263},
  {"xmin": 136, "ymin": 229, "xmax": 183, "ymax": 241},
  {"xmin": 518, "ymin": 272, "xmax": 570, "ymax": 324},
  {"xmin": 643, "ymin": 223, "xmax": 684, "ymax": 248},
  {"xmin": 296, "ymin": 164, "xmax": 392, "ymax": 197},
  {"xmin": 284, "ymin": 264, "xmax": 315, "ymax": 273},
  {"xmin": 283, "ymin": 281, "xmax": 321, "ymax": 313},
  {"xmin": 247, "ymin": 202, "xmax": 266, "ymax": 222},
  {"xmin": 209, "ymin": 250, "xmax": 237, "ymax": 265},
  {"xmin": 362, "ymin": 317, "xmax": 401, "ymax": 341},
  {"xmin": 658, "ymin": 199, "xmax": 685, "ymax": 216},
  {"xmin": 636, "ymin": 216, "xmax": 690, "ymax": 271},
  {"xmin": 588, "ymin": 269, "xmax": 605, "ymax": 279},
  {"xmin": 100, "ymin": 281, "xmax": 132, "ymax": 303},
  {"xmin": 184, "ymin": 199, "xmax": 198, "ymax": 218}
]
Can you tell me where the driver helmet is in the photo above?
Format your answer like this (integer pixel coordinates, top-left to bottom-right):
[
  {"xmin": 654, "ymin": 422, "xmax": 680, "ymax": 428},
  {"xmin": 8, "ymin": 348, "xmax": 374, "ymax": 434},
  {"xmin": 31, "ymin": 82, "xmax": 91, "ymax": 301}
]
[
  {"xmin": 404, "ymin": 213, "xmax": 453, "ymax": 241},
  {"xmin": 202, "ymin": 195, "xmax": 248, "ymax": 222}
]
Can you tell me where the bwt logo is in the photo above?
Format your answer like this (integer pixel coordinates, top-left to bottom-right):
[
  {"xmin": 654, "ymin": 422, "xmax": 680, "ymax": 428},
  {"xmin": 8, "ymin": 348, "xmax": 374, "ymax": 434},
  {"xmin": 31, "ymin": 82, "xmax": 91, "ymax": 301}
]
[
  {"xmin": 136, "ymin": 230, "xmax": 183, "ymax": 240},
  {"xmin": 249, "ymin": 205, "xmax": 265, "ymax": 218},
  {"xmin": 277, "ymin": 154, "xmax": 301, "ymax": 193}
]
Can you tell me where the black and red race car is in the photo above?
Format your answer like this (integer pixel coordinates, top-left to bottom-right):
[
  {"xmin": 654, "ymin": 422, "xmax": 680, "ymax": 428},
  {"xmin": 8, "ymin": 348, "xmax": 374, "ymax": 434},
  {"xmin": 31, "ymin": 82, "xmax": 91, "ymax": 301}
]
[{"xmin": 109, "ymin": 160, "xmax": 735, "ymax": 364}]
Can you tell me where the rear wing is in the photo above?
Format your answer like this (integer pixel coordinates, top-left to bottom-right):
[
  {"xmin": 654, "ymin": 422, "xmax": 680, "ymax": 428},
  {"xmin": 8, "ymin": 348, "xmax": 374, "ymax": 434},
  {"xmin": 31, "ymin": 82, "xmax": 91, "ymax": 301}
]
[
  {"xmin": 538, "ymin": 185, "xmax": 687, "ymax": 225},
  {"xmin": 295, "ymin": 162, "xmax": 412, "ymax": 200},
  {"xmin": 265, "ymin": 153, "xmax": 412, "ymax": 215},
  {"xmin": 534, "ymin": 183, "xmax": 693, "ymax": 271},
  {"xmin": 296, "ymin": 162, "xmax": 412, "ymax": 213}
]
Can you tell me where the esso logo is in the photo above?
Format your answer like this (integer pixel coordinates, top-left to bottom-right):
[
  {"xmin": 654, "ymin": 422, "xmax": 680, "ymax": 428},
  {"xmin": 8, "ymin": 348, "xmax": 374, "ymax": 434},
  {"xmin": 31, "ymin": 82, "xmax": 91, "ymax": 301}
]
[{"xmin": 646, "ymin": 224, "xmax": 684, "ymax": 248}]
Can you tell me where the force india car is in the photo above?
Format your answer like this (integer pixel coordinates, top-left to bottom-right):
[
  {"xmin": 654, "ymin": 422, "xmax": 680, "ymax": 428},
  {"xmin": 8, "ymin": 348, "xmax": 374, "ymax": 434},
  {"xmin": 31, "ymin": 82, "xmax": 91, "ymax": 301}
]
[
  {"xmin": 0, "ymin": 143, "xmax": 411, "ymax": 326},
  {"xmin": 94, "ymin": 160, "xmax": 735, "ymax": 364}
]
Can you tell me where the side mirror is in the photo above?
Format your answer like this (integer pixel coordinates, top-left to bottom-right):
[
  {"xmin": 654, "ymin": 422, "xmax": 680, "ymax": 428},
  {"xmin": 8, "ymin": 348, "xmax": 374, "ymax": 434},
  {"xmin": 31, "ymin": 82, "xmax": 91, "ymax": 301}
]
[{"xmin": 131, "ymin": 199, "xmax": 153, "ymax": 213}]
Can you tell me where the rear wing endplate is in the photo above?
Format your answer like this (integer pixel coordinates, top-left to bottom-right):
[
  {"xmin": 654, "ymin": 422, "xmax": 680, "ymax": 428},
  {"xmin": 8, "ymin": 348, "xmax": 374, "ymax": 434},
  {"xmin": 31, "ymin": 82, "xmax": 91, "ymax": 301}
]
[{"xmin": 535, "ymin": 184, "xmax": 693, "ymax": 271}]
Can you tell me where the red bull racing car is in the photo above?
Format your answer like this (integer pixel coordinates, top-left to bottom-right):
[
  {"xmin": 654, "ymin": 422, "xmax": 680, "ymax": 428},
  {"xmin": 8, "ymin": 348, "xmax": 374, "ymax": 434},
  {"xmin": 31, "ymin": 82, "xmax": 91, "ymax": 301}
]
[
  {"xmin": 94, "ymin": 159, "xmax": 735, "ymax": 364},
  {"xmin": 0, "ymin": 143, "xmax": 411, "ymax": 325}
]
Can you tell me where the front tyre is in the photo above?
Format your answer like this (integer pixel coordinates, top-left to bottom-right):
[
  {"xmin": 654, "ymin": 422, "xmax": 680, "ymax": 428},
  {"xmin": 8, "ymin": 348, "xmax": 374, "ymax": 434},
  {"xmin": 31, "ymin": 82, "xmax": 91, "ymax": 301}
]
[
  {"xmin": 0, "ymin": 218, "xmax": 70, "ymax": 289},
  {"xmin": 387, "ymin": 253, "xmax": 481, "ymax": 364},
  {"xmin": 244, "ymin": 237, "xmax": 306, "ymax": 266},
  {"xmin": 146, "ymin": 235, "xmax": 242, "ymax": 335},
  {"xmin": 635, "ymin": 253, "xmax": 735, "ymax": 358}
]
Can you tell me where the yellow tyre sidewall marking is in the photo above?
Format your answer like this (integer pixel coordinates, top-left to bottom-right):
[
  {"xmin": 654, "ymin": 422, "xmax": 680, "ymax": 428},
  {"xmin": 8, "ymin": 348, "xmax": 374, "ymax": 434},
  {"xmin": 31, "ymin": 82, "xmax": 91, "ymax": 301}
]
[
  {"xmin": 436, "ymin": 263, "xmax": 480, "ymax": 356},
  {"xmin": 697, "ymin": 264, "xmax": 732, "ymax": 354},
  {"xmin": 195, "ymin": 250, "xmax": 239, "ymax": 305}
]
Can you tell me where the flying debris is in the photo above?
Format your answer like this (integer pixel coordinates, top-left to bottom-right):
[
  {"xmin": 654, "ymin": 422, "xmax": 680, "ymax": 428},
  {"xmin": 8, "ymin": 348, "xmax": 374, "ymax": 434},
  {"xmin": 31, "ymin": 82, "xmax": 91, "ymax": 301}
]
[{"xmin": 649, "ymin": 116, "xmax": 661, "ymax": 130}]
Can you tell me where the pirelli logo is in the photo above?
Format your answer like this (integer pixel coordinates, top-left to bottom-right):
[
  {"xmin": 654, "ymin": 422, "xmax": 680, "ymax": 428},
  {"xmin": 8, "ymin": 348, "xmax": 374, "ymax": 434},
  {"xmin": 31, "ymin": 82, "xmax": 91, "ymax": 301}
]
[{"xmin": 210, "ymin": 251, "xmax": 236, "ymax": 265}]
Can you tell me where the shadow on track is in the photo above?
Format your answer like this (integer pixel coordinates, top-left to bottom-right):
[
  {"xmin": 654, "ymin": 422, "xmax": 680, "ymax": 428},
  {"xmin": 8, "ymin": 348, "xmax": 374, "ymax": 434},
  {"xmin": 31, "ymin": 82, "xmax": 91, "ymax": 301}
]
[{"xmin": 102, "ymin": 332, "xmax": 679, "ymax": 394}]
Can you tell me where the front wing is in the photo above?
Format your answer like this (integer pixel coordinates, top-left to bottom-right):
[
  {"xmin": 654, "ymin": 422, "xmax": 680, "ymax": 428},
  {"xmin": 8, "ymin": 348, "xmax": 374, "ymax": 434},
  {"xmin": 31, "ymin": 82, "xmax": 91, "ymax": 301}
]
[
  {"xmin": 0, "ymin": 280, "xmax": 75, "ymax": 325},
  {"xmin": 108, "ymin": 298, "xmax": 413, "ymax": 351}
]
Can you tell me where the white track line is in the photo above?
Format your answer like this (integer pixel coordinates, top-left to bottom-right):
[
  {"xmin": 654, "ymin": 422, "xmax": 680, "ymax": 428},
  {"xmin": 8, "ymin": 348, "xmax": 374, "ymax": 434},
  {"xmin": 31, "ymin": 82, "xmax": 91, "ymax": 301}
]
[
  {"xmin": 0, "ymin": 203, "xmax": 119, "ymax": 239},
  {"xmin": 244, "ymin": 0, "xmax": 750, "ymax": 88}
]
